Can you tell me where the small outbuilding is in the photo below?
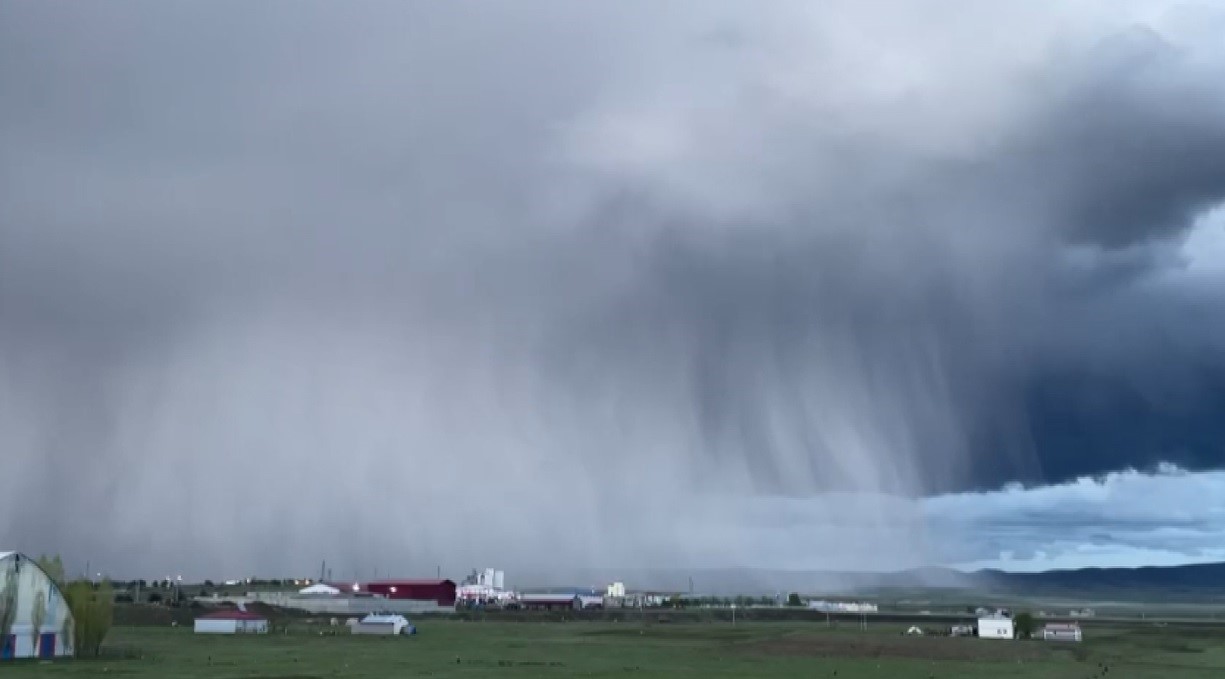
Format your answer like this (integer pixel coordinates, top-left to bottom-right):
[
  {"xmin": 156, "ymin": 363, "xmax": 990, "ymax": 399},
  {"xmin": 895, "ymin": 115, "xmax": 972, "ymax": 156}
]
[
  {"xmin": 978, "ymin": 615, "xmax": 1014, "ymax": 639},
  {"xmin": 194, "ymin": 609, "xmax": 269, "ymax": 634},
  {"xmin": 0, "ymin": 551, "xmax": 75, "ymax": 660},
  {"xmin": 1042, "ymin": 622, "xmax": 1083, "ymax": 642},
  {"xmin": 351, "ymin": 613, "xmax": 415, "ymax": 636},
  {"xmin": 361, "ymin": 580, "xmax": 457, "ymax": 607}
]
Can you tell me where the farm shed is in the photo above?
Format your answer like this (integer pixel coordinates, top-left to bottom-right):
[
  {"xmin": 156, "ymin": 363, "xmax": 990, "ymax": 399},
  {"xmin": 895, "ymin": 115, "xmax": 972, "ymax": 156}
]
[
  {"xmin": 1042, "ymin": 622, "xmax": 1082, "ymax": 642},
  {"xmin": 361, "ymin": 580, "xmax": 457, "ymax": 606},
  {"xmin": 351, "ymin": 613, "xmax": 415, "ymax": 635},
  {"xmin": 977, "ymin": 615, "xmax": 1014, "ymax": 640},
  {"xmin": 194, "ymin": 609, "xmax": 269, "ymax": 634},
  {"xmin": 0, "ymin": 551, "xmax": 74, "ymax": 660}
]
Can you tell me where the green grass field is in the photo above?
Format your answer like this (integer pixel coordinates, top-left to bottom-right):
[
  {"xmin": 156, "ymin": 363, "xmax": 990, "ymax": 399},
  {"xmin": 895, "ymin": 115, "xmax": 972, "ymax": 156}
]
[{"xmin": 4, "ymin": 620, "xmax": 1224, "ymax": 678}]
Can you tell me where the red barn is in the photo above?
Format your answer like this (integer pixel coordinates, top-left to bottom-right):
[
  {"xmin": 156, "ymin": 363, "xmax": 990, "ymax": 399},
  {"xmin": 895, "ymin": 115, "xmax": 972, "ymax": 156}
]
[{"xmin": 363, "ymin": 579, "xmax": 457, "ymax": 606}]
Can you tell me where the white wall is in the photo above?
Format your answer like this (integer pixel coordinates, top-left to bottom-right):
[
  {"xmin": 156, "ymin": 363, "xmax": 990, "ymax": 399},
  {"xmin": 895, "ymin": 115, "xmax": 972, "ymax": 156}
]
[
  {"xmin": 194, "ymin": 619, "xmax": 238, "ymax": 634},
  {"xmin": 978, "ymin": 619, "xmax": 1014, "ymax": 639},
  {"xmin": 239, "ymin": 619, "xmax": 268, "ymax": 634}
]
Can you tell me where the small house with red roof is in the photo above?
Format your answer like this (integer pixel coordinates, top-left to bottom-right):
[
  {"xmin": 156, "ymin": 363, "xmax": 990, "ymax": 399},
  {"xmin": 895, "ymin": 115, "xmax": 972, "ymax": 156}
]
[{"xmin": 194, "ymin": 608, "xmax": 269, "ymax": 634}]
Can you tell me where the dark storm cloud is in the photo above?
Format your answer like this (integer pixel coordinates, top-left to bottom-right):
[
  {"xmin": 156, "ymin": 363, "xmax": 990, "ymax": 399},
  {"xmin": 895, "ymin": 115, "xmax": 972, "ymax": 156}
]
[
  {"xmin": 1010, "ymin": 27, "xmax": 1225, "ymax": 249},
  {"xmin": 3, "ymin": 1, "xmax": 1225, "ymax": 577}
]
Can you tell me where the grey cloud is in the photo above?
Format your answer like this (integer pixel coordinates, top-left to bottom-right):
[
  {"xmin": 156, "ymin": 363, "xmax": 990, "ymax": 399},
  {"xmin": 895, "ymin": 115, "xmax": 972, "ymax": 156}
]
[
  {"xmin": 1011, "ymin": 27, "xmax": 1225, "ymax": 249},
  {"xmin": 3, "ymin": 1, "xmax": 1225, "ymax": 577}
]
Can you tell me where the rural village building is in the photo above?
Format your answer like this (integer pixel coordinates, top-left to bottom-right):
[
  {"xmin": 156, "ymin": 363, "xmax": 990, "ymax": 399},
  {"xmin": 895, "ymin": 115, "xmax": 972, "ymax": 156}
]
[{"xmin": 194, "ymin": 609, "xmax": 269, "ymax": 634}]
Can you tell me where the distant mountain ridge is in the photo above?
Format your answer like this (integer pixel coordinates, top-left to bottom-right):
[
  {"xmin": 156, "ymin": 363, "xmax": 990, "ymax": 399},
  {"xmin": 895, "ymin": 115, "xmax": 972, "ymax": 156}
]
[
  {"xmin": 970, "ymin": 561, "xmax": 1225, "ymax": 595},
  {"xmin": 533, "ymin": 562, "xmax": 1225, "ymax": 599}
]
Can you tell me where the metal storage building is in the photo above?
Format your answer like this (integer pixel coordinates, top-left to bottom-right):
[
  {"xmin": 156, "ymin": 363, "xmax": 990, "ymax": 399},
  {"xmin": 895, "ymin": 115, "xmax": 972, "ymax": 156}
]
[
  {"xmin": 977, "ymin": 615, "xmax": 1014, "ymax": 640},
  {"xmin": 194, "ymin": 609, "xmax": 269, "ymax": 634},
  {"xmin": 0, "ymin": 551, "xmax": 75, "ymax": 660},
  {"xmin": 1042, "ymin": 622, "xmax": 1082, "ymax": 642},
  {"xmin": 361, "ymin": 580, "xmax": 457, "ymax": 607}
]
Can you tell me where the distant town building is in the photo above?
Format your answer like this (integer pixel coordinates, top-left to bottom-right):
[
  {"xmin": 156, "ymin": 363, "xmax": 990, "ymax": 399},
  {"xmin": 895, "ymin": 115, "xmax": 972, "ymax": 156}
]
[
  {"xmin": 194, "ymin": 609, "xmax": 269, "ymax": 634},
  {"xmin": 606, "ymin": 581, "xmax": 626, "ymax": 598},
  {"xmin": 977, "ymin": 615, "xmax": 1015, "ymax": 640},
  {"xmin": 298, "ymin": 583, "xmax": 341, "ymax": 596},
  {"xmin": 1042, "ymin": 622, "xmax": 1083, "ymax": 642},
  {"xmin": 360, "ymin": 580, "xmax": 457, "ymax": 607}
]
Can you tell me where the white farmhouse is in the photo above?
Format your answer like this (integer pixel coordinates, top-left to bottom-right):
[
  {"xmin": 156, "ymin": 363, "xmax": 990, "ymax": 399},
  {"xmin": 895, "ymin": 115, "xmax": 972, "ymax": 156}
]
[
  {"xmin": 194, "ymin": 609, "xmax": 269, "ymax": 634},
  {"xmin": 977, "ymin": 615, "xmax": 1014, "ymax": 640}
]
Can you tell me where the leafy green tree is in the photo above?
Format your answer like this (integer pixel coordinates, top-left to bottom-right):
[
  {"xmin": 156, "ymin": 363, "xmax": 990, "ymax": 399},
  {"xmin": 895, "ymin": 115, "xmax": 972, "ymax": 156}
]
[
  {"xmin": 0, "ymin": 563, "xmax": 18, "ymax": 645},
  {"xmin": 36, "ymin": 555, "xmax": 66, "ymax": 585},
  {"xmin": 786, "ymin": 593, "xmax": 803, "ymax": 607},
  {"xmin": 30, "ymin": 590, "xmax": 47, "ymax": 652},
  {"xmin": 1014, "ymin": 611, "xmax": 1036, "ymax": 639},
  {"xmin": 63, "ymin": 579, "xmax": 114, "ymax": 657}
]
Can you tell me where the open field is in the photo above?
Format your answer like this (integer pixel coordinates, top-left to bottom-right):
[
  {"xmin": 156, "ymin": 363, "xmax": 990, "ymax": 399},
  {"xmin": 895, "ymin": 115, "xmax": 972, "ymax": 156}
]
[{"xmin": 4, "ymin": 619, "xmax": 1225, "ymax": 678}]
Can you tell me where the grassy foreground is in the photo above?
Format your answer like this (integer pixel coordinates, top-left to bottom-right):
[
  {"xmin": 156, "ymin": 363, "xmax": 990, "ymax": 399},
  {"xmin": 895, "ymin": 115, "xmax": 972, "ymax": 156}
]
[{"xmin": 4, "ymin": 619, "xmax": 1224, "ymax": 678}]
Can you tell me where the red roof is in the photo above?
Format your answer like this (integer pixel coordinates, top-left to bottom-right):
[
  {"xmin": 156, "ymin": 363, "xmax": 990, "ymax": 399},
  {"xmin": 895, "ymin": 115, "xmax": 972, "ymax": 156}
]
[
  {"xmin": 366, "ymin": 579, "xmax": 454, "ymax": 586},
  {"xmin": 199, "ymin": 609, "xmax": 266, "ymax": 621}
]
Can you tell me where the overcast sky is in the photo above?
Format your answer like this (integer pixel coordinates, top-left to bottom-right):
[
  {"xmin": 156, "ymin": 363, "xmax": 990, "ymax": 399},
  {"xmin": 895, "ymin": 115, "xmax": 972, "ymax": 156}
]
[{"xmin": 2, "ymin": 1, "xmax": 1225, "ymax": 582}]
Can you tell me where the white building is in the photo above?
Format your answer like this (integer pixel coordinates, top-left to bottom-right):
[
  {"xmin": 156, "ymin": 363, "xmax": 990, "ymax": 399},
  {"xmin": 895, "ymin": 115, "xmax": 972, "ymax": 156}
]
[
  {"xmin": 606, "ymin": 582, "xmax": 626, "ymax": 598},
  {"xmin": 578, "ymin": 594, "xmax": 604, "ymax": 609},
  {"xmin": 977, "ymin": 615, "xmax": 1014, "ymax": 640},
  {"xmin": 1042, "ymin": 622, "xmax": 1083, "ymax": 642},
  {"xmin": 352, "ymin": 613, "xmax": 414, "ymax": 635},
  {"xmin": 298, "ymin": 583, "xmax": 341, "ymax": 596},
  {"xmin": 193, "ymin": 609, "xmax": 269, "ymax": 634},
  {"xmin": 0, "ymin": 551, "xmax": 75, "ymax": 660}
]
